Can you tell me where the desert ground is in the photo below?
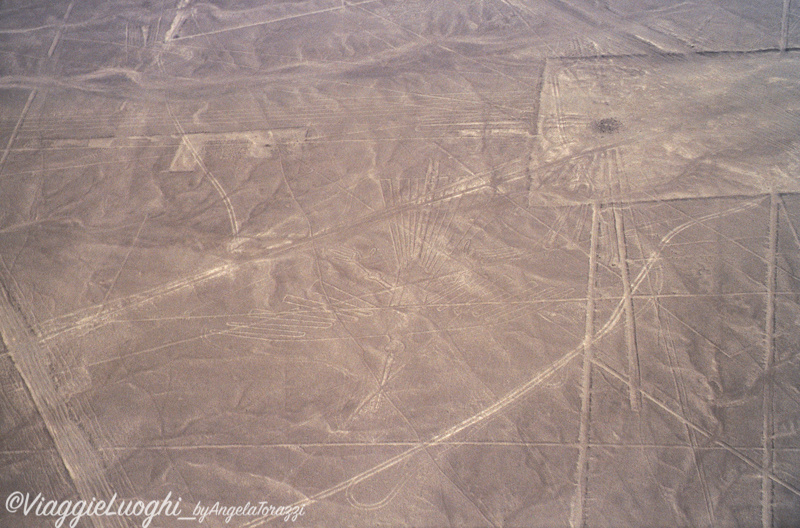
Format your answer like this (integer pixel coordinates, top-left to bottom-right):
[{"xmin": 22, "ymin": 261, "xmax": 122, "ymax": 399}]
[{"xmin": 1, "ymin": 0, "xmax": 800, "ymax": 526}]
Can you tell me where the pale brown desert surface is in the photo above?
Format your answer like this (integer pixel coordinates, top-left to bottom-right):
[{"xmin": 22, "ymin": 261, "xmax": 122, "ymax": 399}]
[{"xmin": 1, "ymin": 0, "xmax": 800, "ymax": 527}]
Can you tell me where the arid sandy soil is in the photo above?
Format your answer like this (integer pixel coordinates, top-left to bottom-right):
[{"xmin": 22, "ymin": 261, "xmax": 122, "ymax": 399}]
[{"xmin": 1, "ymin": 1, "xmax": 800, "ymax": 527}]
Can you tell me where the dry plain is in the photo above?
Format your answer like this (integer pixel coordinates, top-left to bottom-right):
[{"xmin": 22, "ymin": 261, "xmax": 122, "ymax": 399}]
[{"xmin": 1, "ymin": 0, "xmax": 800, "ymax": 527}]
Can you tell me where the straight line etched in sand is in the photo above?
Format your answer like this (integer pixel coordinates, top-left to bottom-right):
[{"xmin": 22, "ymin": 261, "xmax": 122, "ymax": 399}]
[
  {"xmin": 762, "ymin": 193, "xmax": 779, "ymax": 528},
  {"xmin": 571, "ymin": 201, "xmax": 600, "ymax": 528},
  {"xmin": 781, "ymin": 0, "xmax": 792, "ymax": 52},
  {"xmin": 614, "ymin": 205, "xmax": 641, "ymax": 412}
]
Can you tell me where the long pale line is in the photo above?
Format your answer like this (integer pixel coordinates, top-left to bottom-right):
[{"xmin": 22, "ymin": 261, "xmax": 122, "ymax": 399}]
[
  {"xmin": 781, "ymin": 0, "xmax": 792, "ymax": 52},
  {"xmin": 47, "ymin": 1, "xmax": 74, "ymax": 57},
  {"xmin": 69, "ymin": 442, "xmax": 800, "ymax": 452},
  {"xmin": 39, "ymin": 264, "xmax": 233, "ymax": 343},
  {"xmin": 10, "ymin": 442, "xmax": 800, "ymax": 457},
  {"xmin": 0, "ymin": 289, "xmax": 132, "ymax": 528},
  {"xmin": 96, "ymin": 214, "xmax": 148, "ymax": 311},
  {"xmin": 173, "ymin": 0, "xmax": 379, "ymax": 40},
  {"xmin": 614, "ymin": 204, "xmax": 641, "ymax": 411},
  {"xmin": 571, "ymin": 201, "xmax": 599, "ymax": 528},
  {"xmin": 762, "ymin": 193, "xmax": 779, "ymax": 528},
  {"xmin": 0, "ymin": 89, "xmax": 36, "ymax": 174}
]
